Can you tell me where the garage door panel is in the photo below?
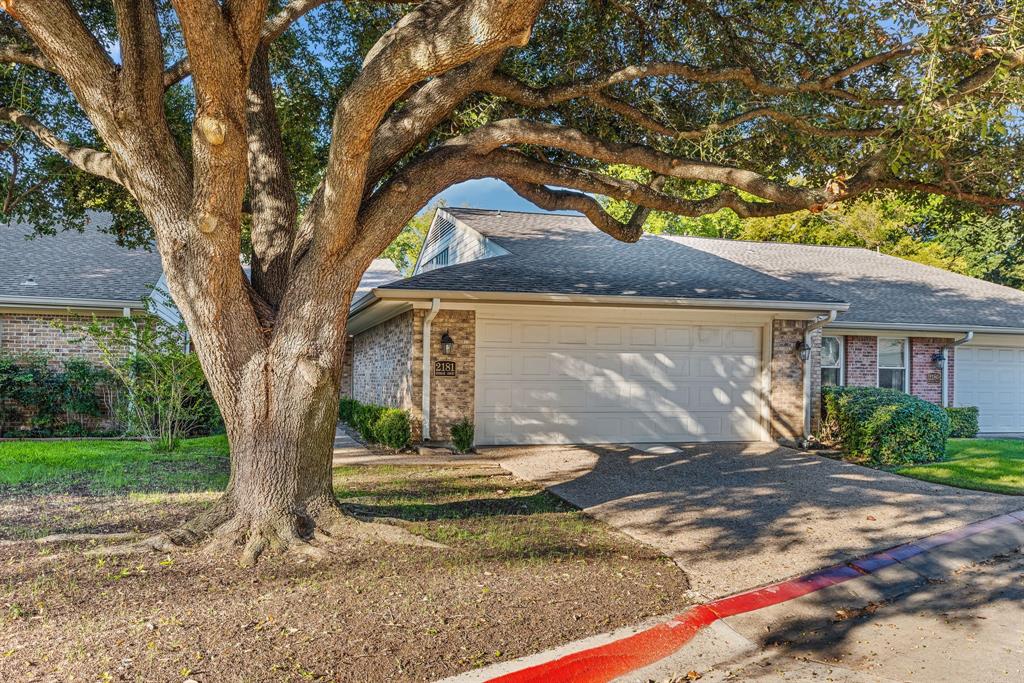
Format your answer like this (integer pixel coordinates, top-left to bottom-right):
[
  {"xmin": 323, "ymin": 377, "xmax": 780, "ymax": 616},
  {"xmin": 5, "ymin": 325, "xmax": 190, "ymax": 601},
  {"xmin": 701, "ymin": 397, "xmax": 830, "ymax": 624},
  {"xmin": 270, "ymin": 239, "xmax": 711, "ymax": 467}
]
[
  {"xmin": 475, "ymin": 315, "xmax": 767, "ymax": 445},
  {"xmin": 631, "ymin": 327, "xmax": 657, "ymax": 346},
  {"xmin": 476, "ymin": 410, "xmax": 764, "ymax": 444},
  {"xmin": 955, "ymin": 345, "xmax": 1023, "ymax": 433},
  {"xmin": 659, "ymin": 327, "xmax": 693, "ymax": 348},
  {"xmin": 478, "ymin": 351, "xmax": 513, "ymax": 377}
]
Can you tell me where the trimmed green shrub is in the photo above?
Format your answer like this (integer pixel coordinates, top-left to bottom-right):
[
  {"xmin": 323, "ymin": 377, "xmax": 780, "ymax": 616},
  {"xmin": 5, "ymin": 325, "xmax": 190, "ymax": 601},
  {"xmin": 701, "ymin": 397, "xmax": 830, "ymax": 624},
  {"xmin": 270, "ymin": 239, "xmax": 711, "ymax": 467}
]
[
  {"xmin": 945, "ymin": 406, "xmax": 980, "ymax": 438},
  {"xmin": 450, "ymin": 418, "xmax": 474, "ymax": 454},
  {"xmin": 353, "ymin": 402, "xmax": 385, "ymax": 443},
  {"xmin": 374, "ymin": 408, "xmax": 411, "ymax": 451},
  {"xmin": 338, "ymin": 397, "xmax": 359, "ymax": 425},
  {"xmin": 822, "ymin": 386, "xmax": 950, "ymax": 466}
]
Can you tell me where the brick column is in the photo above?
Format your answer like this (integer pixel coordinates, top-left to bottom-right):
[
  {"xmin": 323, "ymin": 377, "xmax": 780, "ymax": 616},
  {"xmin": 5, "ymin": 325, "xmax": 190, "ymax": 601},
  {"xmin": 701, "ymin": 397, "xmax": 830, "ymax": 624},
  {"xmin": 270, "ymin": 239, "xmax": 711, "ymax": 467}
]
[
  {"xmin": 410, "ymin": 308, "xmax": 476, "ymax": 443},
  {"xmin": 909, "ymin": 337, "xmax": 954, "ymax": 406},
  {"xmin": 770, "ymin": 319, "xmax": 819, "ymax": 443}
]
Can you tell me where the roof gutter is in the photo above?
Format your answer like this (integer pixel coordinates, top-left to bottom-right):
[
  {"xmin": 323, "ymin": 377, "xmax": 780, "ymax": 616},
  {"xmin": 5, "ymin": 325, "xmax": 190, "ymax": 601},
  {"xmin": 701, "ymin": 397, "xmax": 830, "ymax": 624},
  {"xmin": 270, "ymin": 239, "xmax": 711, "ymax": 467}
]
[
  {"xmin": 361, "ymin": 288, "xmax": 850, "ymax": 314},
  {"xmin": 827, "ymin": 321, "xmax": 1024, "ymax": 335},
  {"xmin": 804, "ymin": 310, "xmax": 838, "ymax": 445},
  {"xmin": 0, "ymin": 295, "xmax": 144, "ymax": 310},
  {"xmin": 941, "ymin": 331, "xmax": 974, "ymax": 408}
]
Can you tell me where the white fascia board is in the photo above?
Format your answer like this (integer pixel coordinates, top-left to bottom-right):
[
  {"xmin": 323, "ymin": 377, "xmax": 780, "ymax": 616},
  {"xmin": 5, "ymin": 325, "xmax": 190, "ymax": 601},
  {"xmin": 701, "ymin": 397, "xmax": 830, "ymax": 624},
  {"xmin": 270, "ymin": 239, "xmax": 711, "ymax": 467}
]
[
  {"xmin": 366, "ymin": 287, "xmax": 850, "ymax": 314},
  {"xmin": 827, "ymin": 321, "xmax": 1024, "ymax": 336},
  {"xmin": 0, "ymin": 295, "xmax": 143, "ymax": 310}
]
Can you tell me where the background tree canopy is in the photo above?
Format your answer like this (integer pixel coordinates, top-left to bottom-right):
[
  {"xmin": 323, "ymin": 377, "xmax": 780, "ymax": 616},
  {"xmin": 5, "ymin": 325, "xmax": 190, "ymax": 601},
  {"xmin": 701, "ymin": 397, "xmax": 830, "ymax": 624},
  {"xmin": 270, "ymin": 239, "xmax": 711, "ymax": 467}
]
[{"xmin": 1, "ymin": 0, "xmax": 1021, "ymax": 254}]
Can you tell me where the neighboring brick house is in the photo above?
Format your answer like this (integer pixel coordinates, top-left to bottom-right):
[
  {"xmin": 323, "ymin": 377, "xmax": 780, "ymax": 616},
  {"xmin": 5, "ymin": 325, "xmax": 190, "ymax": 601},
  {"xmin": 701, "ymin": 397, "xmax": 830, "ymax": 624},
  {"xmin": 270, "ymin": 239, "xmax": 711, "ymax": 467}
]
[
  {"xmin": 0, "ymin": 216, "xmax": 164, "ymax": 363},
  {"xmin": 347, "ymin": 208, "xmax": 1024, "ymax": 447}
]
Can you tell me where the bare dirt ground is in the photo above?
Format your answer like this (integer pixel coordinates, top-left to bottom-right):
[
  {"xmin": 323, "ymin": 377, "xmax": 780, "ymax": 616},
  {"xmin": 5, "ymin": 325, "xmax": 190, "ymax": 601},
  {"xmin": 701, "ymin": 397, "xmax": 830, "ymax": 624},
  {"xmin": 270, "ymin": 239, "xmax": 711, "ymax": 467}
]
[{"xmin": 0, "ymin": 465, "xmax": 691, "ymax": 683}]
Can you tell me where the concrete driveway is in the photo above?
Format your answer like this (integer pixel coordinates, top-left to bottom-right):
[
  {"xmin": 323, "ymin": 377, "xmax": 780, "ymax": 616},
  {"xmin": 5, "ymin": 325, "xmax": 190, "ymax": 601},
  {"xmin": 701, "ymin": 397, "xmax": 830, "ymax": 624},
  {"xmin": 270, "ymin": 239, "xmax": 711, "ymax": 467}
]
[{"xmin": 483, "ymin": 442, "xmax": 1024, "ymax": 598}]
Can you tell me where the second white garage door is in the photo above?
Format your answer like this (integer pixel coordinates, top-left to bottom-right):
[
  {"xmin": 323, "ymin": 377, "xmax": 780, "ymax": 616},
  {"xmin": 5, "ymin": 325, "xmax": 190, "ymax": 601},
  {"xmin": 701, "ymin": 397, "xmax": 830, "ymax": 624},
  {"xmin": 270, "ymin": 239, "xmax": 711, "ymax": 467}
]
[
  {"xmin": 474, "ymin": 309, "xmax": 768, "ymax": 445},
  {"xmin": 955, "ymin": 345, "xmax": 1024, "ymax": 433}
]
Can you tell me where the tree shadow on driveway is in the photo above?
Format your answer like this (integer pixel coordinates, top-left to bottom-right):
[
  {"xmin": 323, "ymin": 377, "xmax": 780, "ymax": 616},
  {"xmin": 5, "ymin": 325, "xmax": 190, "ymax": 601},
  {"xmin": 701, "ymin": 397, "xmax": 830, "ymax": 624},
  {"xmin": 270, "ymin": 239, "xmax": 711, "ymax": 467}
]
[{"xmin": 483, "ymin": 442, "xmax": 1024, "ymax": 598}]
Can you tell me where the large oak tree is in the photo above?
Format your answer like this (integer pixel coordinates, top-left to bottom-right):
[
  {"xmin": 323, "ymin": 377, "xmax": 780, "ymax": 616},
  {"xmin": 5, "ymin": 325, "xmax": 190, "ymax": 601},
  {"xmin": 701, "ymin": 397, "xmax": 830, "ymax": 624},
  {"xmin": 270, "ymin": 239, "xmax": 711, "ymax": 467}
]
[{"xmin": 1, "ymin": 0, "xmax": 1021, "ymax": 564}]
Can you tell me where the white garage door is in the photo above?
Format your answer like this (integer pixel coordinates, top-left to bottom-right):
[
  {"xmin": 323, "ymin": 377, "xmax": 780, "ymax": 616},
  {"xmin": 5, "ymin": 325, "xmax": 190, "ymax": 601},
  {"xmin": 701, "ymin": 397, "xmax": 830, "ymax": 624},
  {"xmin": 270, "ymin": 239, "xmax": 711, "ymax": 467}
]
[
  {"xmin": 474, "ymin": 310, "xmax": 768, "ymax": 445},
  {"xmin": 955, "ymin": 346, "xmax": 1024, "ymax": 433}
]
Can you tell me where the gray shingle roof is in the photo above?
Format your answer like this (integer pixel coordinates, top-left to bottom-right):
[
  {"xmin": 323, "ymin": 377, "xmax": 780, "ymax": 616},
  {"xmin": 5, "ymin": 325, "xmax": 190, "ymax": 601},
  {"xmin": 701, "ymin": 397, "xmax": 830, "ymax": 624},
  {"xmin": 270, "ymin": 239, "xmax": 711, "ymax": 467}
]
[
  {"xmin": 663, "ymin": 235, "xmax": 1024, "ymax": 329},
  {"xmin": 0, "ymin": 214, "xmax": 163, "ymax": 305},
  {"xmin": 378, "ymin": 208, "xmax": 1024, "ymax": 330},
  {"xmin": 382, "ymin": 209, "xmax": 844, "ymax": 306}
]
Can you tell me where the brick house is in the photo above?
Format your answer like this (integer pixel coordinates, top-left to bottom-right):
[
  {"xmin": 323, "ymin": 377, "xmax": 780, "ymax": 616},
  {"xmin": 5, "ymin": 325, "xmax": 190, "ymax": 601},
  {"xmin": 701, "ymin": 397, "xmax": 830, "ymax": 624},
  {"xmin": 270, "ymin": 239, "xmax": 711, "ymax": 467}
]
[
  {"xmin": 0, "ymin": 216, "xmax": 165, "ymax": 363},
  {"xmin": 1, "ymin": 216, "xmax": 399, "ymax": 366},
  {"xmin": 345, "ymin": 208, "xmax": 1024, "ymax": 446}
]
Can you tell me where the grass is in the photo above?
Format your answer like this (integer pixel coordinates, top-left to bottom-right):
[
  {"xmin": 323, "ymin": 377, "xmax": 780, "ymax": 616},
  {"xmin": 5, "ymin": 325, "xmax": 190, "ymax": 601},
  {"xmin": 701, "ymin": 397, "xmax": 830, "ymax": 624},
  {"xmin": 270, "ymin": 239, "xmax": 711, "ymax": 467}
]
[
  {"xmin": 0, "ymin": 435, "xmax": 229, "ymax": 495},
  {"xmin": 895, "ymin": 438, "xmax": 1024, "ymax": 495},
  {"xmin": 0, "ymin": 436, "xmax": 602, "ymax": 558},
  {"xmin": 0, "ymin": 440, "xmax": 690, "ymax": 682}
]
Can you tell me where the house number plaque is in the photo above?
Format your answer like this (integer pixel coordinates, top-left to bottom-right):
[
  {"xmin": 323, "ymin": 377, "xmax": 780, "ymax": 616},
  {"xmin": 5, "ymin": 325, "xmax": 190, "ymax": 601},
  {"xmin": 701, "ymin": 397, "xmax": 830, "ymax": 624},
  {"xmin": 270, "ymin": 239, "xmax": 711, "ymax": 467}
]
[{"xmin": 434, "ymin": 360, "xmax": 456, "ymax": 376}]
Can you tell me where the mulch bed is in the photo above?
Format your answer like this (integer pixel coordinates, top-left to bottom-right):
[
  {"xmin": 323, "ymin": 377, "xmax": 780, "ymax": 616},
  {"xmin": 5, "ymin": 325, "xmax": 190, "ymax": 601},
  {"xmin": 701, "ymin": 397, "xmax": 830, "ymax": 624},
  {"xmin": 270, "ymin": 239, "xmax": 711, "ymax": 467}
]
[{"xmin": 0, "ymin": 466, "xmax": 691, "ymax": 682}]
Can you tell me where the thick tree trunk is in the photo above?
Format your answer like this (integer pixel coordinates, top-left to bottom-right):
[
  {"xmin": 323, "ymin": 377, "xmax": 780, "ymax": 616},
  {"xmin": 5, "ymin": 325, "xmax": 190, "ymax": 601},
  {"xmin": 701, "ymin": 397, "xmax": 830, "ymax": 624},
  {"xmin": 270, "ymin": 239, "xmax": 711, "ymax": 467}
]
[{"xmin": 214, "ymin": 355, "xmax": 343, "ymax": 565}]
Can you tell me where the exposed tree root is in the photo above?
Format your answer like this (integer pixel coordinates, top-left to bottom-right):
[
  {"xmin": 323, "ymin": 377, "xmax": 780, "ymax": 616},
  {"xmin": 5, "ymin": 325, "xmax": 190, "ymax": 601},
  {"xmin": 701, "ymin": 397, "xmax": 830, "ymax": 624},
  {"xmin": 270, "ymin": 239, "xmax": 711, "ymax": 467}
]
[
  {"xmin": 79, "ymin": 492, "xmax": 444, "ymax": 565},
  {"xmin": 0, "ymin": 532, "xmax": 143, "ymax": 547}
]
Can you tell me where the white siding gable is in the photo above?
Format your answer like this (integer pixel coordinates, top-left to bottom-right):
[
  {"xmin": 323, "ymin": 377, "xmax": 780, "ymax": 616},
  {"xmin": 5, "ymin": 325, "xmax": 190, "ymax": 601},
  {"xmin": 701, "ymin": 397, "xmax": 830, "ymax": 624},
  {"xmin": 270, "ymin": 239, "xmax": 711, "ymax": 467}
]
[{"xmin": 413, "ymin": 209, "xmax": 508, "ymax": 275}]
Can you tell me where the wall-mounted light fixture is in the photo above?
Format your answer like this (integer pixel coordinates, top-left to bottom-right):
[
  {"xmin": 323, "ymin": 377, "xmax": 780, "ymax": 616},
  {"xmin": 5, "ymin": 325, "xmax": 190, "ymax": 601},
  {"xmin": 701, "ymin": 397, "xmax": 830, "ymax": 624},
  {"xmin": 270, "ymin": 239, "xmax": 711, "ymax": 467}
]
[
  {"xmin": 795, "ymin": 340, "xmax": 811, "ymax": 362},
  {"xmin": 440, "ymin": 330, "xmax": 454, "ymax": 355},
  {"xmin": 932, "ymin": 352, "xmax": 946, "ymax": 369}
]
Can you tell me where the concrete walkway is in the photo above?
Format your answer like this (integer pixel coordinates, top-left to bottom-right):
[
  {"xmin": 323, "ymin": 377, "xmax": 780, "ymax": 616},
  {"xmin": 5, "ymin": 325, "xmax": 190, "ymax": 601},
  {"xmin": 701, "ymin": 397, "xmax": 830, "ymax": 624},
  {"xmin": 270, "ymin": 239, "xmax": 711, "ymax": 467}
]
[
  {"xmin": 480, "ymin": 442, "xmax": 1024, "ymax": 598},
  {"xmin": 332, "ymin": 425, "xmax": 498, "ymax": 466}
]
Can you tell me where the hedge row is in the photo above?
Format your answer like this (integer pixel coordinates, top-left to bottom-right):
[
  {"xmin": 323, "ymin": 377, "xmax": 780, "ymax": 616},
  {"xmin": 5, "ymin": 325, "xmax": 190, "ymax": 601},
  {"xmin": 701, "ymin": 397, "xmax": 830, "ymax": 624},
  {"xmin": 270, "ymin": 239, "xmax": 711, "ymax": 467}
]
[
  {"xmin": 822, "ymin": 386, "xmax": 950, "ymax": 466},
  {"xmin": 338, "ymin": 397, "xmax": 411, "ymax": 451}
]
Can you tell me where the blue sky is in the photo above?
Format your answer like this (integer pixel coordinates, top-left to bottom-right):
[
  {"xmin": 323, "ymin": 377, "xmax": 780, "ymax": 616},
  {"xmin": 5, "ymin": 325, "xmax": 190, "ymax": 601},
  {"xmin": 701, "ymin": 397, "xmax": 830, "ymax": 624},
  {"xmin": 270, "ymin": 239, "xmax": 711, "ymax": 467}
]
[{"xmin": 429, "ymin": 178, "xmax": 580, "ymax": 215}]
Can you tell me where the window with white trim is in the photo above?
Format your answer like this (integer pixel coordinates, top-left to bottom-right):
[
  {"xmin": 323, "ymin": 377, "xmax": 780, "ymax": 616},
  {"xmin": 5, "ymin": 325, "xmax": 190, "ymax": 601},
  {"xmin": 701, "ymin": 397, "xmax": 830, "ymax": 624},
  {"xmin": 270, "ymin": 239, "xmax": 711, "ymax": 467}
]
[
  {"xmin": 821, "ymin": 335, "xmax": 844, "ymax": 387},
  {"xmin": 877, "ymin": 337, "xmax": 908, "ymax": 391}
]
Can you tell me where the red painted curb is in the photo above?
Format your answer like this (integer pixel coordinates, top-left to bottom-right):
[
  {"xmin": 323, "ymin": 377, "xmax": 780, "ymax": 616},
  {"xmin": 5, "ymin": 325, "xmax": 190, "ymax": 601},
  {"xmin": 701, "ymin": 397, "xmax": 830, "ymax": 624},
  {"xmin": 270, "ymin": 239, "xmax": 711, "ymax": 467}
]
[{"xmin": 485, "ymin": 511, "xmax": 1024, "ymax": 683}]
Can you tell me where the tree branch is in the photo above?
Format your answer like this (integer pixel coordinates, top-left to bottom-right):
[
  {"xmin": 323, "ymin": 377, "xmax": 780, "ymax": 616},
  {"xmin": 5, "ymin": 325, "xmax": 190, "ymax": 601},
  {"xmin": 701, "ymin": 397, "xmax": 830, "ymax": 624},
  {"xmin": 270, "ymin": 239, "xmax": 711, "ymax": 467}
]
[
  {"xmin": 113, "ymin": 0, "xmax": 167, "ymax": 109},
  {"xmin": 0, "ymin": 107, "xmax": 123, "ymax": 186},
  {"xmin": 450, "ymin": 118, "xmax": 832, "ymax": 206},
  {"xmin": 0, "ymin": 45, "xmax": 57, "ymax": 73},
  {"xmin": 366, "ymin": 54, "xmax": 502, "ymax": 188},
  {"xmin": 873, "ymin": 180, "xmax": 1024, "ymax": 209},
  {"xmin": 307, "ymin": 0, "xmax": 543, "ymax": 254},
  {"xmin": 246, "ymin": 45, "xmax": 298, "ymax": 308},
  {"xmin": 481, "ymin": 47, "xmax": 921, "ymax": 109},
  {"xmin": 1, "ymin": 0, "xmax": 118, "ymax": 112}
]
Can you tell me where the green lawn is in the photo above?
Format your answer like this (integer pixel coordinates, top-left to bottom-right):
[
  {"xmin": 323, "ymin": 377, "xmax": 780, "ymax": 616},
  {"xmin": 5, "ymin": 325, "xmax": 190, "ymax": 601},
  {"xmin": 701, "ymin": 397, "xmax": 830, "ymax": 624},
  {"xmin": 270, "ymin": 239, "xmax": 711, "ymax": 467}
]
[
  {"xmin": 896, "ymin": 439, "xmax": 1024, "ymax": 495},
  {"xmin": 0, "ymin": 435, "xmax": 230, "ymax": 495}
]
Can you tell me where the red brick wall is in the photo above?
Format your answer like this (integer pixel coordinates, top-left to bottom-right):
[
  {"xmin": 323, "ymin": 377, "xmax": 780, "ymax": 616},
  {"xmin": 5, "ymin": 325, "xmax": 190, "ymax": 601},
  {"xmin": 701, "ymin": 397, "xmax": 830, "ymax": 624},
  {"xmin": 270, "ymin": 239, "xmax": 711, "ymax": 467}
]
[
  {"xmin": 842, "ymin": 335, "xmax": 954, "ymax": 406},
  {"xmin": 844, "ymin": 336, "xmax": 877, "ymax": 387}
]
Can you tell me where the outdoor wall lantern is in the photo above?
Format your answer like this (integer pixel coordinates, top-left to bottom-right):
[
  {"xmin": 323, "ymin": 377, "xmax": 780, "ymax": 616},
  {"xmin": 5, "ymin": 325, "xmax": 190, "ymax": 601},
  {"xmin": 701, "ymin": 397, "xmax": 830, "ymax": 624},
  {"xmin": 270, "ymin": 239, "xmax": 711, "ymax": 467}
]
[
  {"xmin": 795, "ymin": 340, "xmax": 811, "ymax": 362},
  {"xmin": 440, "ymin": 330, "xmax": 455, "ymax": 355},
  {"xmin": 932, "ymin": 352, "xmax": 946, "ymax": 369}
]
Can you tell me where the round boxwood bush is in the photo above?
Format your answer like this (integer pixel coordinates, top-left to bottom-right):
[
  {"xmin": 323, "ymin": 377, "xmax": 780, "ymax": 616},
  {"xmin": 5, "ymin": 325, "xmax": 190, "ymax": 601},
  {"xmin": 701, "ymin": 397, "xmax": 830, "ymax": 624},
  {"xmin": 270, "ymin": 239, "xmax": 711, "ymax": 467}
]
[
  {"xmin": 450, "ymin": 418, "xmax": 474, "ymax": 454},
  {"xmin": 945, "ymin": 406, "xmax": 979, "ymax": 438},
  {"xmin": 374, "ymin": 408, "xmax": 411, "ymax": 451},
  {"xmin": 822, "ymin": 386, "xmax": 950, "ymax": 466},
  {"xmin": 353, "ymin": 402, "xmax": 385, "ymax": 443},
  {"xmin": 338, "ymin": 397, "xmax": 359, "ymax": 425}
]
